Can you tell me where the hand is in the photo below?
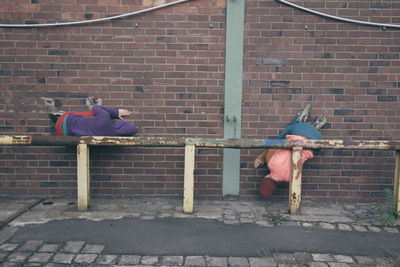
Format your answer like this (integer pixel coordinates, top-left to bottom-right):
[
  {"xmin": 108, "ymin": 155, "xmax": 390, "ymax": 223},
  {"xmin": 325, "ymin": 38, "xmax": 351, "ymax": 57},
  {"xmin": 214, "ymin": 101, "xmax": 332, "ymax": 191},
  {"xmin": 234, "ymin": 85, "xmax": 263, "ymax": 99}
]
[{"xmin": 118, "ymin": 109, "xmax": 131, "ymax": 119}]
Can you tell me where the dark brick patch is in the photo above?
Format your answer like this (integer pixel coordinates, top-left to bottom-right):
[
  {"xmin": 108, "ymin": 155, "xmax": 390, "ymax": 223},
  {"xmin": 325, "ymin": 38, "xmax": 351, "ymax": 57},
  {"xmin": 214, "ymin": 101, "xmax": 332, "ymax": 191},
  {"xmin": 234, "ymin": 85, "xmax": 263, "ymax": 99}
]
[
  {"xmin": 262, "ymin": 58, "xmax": 285, "ymax": 65},
  {"xmin": 322, "ymin": 53, "xmax": 332, "ymax": 58},
  {"xmin": 49, "ymin": 161, "xmax": 69, "ymax": 167},
  {"xmin": 0, "ymin": 126, "xmax": 14, "ymax": 130},
  {"xmin": 369, "ymin": 61, "xmax": 390, "ymax": 67},
  {"xmin": 377, "ymin": 96, "xmax": 397, "ymax": 102},
  {"xmin": 335, "ymin": 95, "xmax": 354, "ymax": 101},
  {"xmin": 376, "ymin": 53, "xmax": 399, "ymax": 59},
  {"xmin": 359, "ymin": 82, "xmax": 371, "ymax": 87},
  {"xmin": 39, "ymin": 182, "xmax": 59, "ymax": 187},
  {"xmin": 370, "ymin": 2, "xmax": 391, "ymax": 8},
  {"xmin": 261, "ymin": 87, "xmax": 301, "ymax": 94},
  {"xmin": 344, "ymin": 117, "xmax": 364, "ymax": 123},
  {"xmin": 24, "ymin": 20, "xmax": 39, "ymax": 24},
  {"xmin": 42, "ymin": 92, "xmax": 68, "ymax": 98},
  {"xmin": 48, "ymin": 50, "xmax": 69, "ymax": 56},
  {"xmin": 270, "ymin": 80, "xmax": 290, "ymax": 87},
  {"xmin": 334, "ymin": 109, "xmax": 354, "ymax": 116},
  {"xmin": 135, "ymin": 86, "xmax": 144, "ymax": 92},
  {"xmin": 54, "ymin": 99, "xmax": 62, "ymax": 107},
  {"xmin": 0, "ymin": 70, "xmax": 12, "ymax": 76},
  {"xmin": 37, "ymin": 77, "xmax": 46, "ymax": 84},
  {"xmin": 330, "ymin": 88, "xmax": 344, "ymax": 94}
]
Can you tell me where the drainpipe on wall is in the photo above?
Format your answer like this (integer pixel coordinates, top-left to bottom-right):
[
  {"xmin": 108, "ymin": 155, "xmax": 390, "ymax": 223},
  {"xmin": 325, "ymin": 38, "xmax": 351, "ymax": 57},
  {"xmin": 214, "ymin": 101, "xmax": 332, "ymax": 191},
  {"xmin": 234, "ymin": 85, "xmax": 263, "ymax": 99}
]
[{"xmin": 222, "ymin": 0, "xmax": 245, "ymax": 196}]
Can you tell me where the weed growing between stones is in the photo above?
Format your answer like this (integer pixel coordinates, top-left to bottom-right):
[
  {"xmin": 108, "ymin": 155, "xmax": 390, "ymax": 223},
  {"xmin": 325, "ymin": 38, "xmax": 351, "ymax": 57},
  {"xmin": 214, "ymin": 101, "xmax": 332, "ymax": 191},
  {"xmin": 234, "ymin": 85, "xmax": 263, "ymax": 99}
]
[{"xmin": 376, "ymin": 188, "xmax": 397, "ymax": 227}]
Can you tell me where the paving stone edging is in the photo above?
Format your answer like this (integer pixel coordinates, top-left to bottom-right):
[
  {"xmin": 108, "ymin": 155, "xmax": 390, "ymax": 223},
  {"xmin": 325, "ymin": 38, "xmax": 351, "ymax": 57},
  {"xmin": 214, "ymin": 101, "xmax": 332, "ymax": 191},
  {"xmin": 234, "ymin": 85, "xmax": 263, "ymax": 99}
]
[
  {"xmin": 115, "ymin": 205, "xmax": 400, "ymax": 235},
  {"xmin": 0, "ymin": 240, "xmax": 399, "ymax": 266},
  {"xmin": 1, "ymin": 198, "xmax": 399, "ymax": 266}
]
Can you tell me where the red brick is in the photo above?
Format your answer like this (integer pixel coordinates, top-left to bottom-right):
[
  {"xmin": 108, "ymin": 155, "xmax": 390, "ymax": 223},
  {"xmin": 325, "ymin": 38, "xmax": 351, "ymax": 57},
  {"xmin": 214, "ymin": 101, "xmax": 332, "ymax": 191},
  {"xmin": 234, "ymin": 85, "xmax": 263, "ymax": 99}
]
[{"xmin": 0, "ymin": 0, "xmax": 398, "ymax": 202}]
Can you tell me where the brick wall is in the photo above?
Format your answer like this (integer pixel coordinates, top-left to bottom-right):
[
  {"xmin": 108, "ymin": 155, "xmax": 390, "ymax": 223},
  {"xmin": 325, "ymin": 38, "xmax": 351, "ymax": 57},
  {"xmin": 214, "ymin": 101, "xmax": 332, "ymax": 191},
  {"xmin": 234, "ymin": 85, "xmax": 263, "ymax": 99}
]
[
  {"xmin": 0, "ymin": 0, "xmax": 227, "ymax": 199},
  {"xmin": 242, "ymin": 0, "xmax": 400, "ymax": 202},
  {"xmin": 0, "ymin": 0, "xmax": 399, "ymax": 203}
]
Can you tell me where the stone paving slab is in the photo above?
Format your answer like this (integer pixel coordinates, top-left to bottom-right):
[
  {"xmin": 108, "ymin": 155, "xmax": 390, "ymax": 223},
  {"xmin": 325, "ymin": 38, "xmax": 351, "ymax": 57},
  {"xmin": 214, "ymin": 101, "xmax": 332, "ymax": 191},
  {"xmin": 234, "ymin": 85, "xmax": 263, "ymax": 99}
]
[
  {"xmin": 5, "ymin": 198, "xmax": 398, "ymax": 233},
  {"xmin": 0, "ymin": 240, "xmax": 398, "ymax": 266}
]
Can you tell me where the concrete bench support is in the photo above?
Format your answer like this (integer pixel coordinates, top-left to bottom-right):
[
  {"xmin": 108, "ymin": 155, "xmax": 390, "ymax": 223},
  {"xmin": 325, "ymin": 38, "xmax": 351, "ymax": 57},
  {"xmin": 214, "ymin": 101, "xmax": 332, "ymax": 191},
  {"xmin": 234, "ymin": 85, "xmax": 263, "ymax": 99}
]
[
  {"xmin": 77, "ymin": 144, "xmax": 90, "ymax": 211},
  {"xmin": 289, "ymin": 147, "xmax": 303, "ymax": 214},
  {"xmin": 74, "ymin": 142, "xmax": 198, "ymax": 213},
  {"xmin": 183, "ymin": 144, "xmax": 195, "ymax": 213}
]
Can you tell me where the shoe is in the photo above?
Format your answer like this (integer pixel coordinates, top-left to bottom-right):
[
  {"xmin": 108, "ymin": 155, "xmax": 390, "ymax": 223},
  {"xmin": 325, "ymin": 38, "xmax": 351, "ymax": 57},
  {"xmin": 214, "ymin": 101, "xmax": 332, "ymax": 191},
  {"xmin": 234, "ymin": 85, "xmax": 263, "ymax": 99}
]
[
  {"xmin": 297, "ymin": 104, "xmax": 311, "ymax": 123},
  {"xmin": 312, "ymin": 115, "xmax": 327, "ymax": 130},
  {"xmin": 49, "ymin": 111, "xmax": 66, "ymax": 123}
]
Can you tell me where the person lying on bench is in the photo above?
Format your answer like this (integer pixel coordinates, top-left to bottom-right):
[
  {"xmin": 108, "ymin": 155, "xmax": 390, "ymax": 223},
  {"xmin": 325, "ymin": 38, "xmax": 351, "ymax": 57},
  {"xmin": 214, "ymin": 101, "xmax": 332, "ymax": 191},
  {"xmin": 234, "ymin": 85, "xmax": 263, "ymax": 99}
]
[
  {"xmin": 254, "ymin": 105, "xmax": 326, "ymax": 198},
  {"xmin": 49, "ymin": 105, "xmax": 137, "ymax": 136}
]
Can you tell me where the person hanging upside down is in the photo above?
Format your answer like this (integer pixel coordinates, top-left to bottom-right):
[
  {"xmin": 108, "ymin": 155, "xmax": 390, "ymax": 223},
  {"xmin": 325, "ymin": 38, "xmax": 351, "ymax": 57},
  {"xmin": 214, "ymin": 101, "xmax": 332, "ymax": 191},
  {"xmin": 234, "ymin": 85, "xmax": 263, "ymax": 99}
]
[{"xmin": 254, "ymin": 105, "xmax": 327, "ymax": 198}]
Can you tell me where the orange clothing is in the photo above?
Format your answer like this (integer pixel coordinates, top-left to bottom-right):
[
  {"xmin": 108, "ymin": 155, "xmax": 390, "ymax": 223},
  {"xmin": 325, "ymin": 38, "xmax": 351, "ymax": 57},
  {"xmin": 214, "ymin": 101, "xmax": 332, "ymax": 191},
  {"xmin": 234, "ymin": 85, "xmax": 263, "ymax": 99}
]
[{"xmin": 266, "ymin": 135, "xmax": 314, "ymax": 183}]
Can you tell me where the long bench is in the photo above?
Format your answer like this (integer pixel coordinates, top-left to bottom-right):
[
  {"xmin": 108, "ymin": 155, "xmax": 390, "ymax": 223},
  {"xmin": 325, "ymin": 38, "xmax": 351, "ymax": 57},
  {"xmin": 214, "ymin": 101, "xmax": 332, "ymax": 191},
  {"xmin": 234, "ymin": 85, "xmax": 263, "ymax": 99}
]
[{"xmin": 1, "ymin": 135, "xmax": 399, "ymax": 215}]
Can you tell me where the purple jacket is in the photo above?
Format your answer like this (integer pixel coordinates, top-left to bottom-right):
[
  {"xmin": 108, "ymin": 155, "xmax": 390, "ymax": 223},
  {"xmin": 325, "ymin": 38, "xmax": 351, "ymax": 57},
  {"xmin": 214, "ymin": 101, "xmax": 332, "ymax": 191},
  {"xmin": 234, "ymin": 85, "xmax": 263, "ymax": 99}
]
[{"xmin": 66, "ymin": 106, "xmax": 137, "ymax": 136}]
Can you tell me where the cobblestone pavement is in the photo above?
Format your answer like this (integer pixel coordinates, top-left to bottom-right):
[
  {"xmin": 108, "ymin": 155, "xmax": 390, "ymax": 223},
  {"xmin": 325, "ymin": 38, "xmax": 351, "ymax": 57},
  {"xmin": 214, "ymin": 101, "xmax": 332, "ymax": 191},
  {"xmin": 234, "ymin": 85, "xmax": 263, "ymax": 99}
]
[{"xmin": 0, "ymin": 197, "xmax": 399, "ymax": 266}]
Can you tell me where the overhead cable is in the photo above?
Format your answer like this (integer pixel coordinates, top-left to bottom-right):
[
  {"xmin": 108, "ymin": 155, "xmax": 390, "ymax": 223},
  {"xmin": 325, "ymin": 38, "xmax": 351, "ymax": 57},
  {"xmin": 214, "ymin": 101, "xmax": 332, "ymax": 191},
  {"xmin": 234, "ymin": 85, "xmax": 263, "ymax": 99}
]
[
  {"xmin": 276, "ymin": 0, "xmax": 400, "ymax": 29},
  {"xmin": 0, "ymin": 0, "xmax": 191, "ymax": 28}
]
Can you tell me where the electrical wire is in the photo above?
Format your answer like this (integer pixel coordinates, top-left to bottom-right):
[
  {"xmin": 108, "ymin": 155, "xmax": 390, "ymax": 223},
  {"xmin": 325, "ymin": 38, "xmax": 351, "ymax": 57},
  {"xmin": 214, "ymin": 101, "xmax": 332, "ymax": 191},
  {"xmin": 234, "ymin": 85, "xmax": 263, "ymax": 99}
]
[
  {"xmin": 0, "ymin": 0, "xmax": 191, "ymax": 28},
  {"xmin": 276, "ymin": 0, "xmax": 400, "ymax": 29}
]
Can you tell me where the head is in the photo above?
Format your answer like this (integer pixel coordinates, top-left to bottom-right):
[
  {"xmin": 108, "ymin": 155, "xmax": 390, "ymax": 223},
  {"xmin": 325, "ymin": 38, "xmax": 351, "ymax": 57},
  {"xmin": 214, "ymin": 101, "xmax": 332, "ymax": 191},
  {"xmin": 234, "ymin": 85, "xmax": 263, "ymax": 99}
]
[
  {"xmin": 113, "ymin": 120, "xmax": 137, "ymax": 136},
  {"xmin": 259, "ymin": 177, "xmax": 277, "ymax": 198}
]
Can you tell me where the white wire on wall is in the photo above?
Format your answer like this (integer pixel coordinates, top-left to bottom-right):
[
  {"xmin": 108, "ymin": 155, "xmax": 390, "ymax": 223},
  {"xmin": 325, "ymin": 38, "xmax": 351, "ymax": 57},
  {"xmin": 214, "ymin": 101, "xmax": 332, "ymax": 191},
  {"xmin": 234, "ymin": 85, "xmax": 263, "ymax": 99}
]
[
  {"xmin": 2, "ymin": 0, "xmax": 399, "ymax": 29},
  {"xmin": 0, "ymin": 0, "xmax": 191, "ymax": 28},
  {"xmin": 276, "ymin": 0, "xmax": 400, "ymax": 29}
]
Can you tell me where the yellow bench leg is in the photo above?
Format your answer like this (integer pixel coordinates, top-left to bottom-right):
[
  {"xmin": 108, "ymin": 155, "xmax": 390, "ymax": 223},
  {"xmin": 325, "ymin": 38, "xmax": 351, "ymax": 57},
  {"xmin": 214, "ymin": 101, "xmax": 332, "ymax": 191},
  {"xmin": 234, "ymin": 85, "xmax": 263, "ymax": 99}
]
[
  {"xmin": 77, "ymin": 144, "xmax": 90, "ymax": 211},
  {"xmin": 289, "ymin": 147, "xmax": 303, "ymax": 214},
  {"xmin": 183, "ymin": 144, "xmax": 195, "ymax": 213},
  {"xmin": 395, "ymin": 150, "xmax": 400, "ymax": 216}
]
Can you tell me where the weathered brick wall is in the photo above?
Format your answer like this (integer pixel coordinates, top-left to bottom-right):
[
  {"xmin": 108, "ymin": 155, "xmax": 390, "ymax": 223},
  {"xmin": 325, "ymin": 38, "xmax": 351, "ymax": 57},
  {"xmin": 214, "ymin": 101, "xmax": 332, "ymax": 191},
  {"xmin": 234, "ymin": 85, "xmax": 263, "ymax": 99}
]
[
  {"xmin": 0, "ymin": 0, "xmax": 399, "ymax": 203},
  {"xmin": 0, "ymin": 0, "xmax": 227, "ymax": 199},
  {"xmin": 242, "ymin": 0, "xmax": 400, "ymax": 202}
]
